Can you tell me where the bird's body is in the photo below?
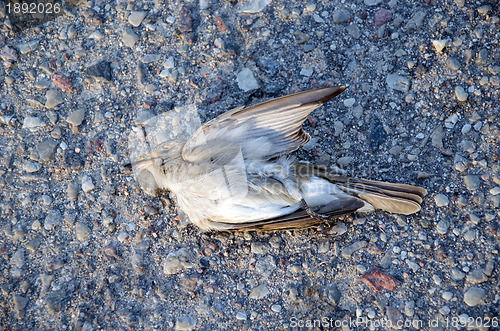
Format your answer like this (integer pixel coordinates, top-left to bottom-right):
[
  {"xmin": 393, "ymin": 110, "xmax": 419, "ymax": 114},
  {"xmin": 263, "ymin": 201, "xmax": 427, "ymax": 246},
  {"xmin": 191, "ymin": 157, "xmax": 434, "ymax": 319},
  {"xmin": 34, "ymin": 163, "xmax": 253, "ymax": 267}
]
[{"xmin": 132, "ymin": 86, "xmax": 427, "ymax": 231}]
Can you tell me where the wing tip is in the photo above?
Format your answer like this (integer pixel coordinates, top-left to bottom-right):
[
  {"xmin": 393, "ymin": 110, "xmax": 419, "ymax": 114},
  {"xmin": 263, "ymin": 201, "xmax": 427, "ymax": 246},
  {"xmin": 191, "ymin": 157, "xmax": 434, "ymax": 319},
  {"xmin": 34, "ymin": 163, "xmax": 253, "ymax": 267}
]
[{"xmin": 316, "ymin": 85, "xmax": 347, "ymax": 104}]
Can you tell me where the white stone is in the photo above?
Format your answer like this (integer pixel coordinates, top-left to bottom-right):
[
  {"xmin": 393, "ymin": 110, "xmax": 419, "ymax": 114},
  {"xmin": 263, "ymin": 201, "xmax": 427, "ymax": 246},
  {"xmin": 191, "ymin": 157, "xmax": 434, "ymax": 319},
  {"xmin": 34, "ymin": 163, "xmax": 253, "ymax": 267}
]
[
  {"xmin": 235, "ymin": 312, "xmax": 247, "ymax": 320},
  {"xmin": 343, "ymin": 98, "xmax": 355, "ymax": 107},
  {"xmin": 386, "ymin": 74, "xmax": 410, "ymax": 92},
  {"xmin": 239, "ymin": 0, "xmax": 272, "ymax": 14},
  {"xmin": 89, "ymin": 30, "xmax": 103, "ymax": 40},
  {"xmin": 249, "ymin": 284, "xmax": 270, "ymax": 299},
  {"xmin": 129, "ymin": 11, "xmax": 147, "ymax": 27},
  {"xmin": 431, "ymin": 39, "xmax": 449, "ymax": 53},
  {"xmin": 444, "ymin": 114, "xmax": 459, "ymax": 129},
  {"xmin": 455, "ymin": 86, "xmax": 468, "ymax": 101},
  {"xmin": 23, "ymin": 116, "xmax": 45, "ymax": 129},
  {"xmin": 81, "ymin": 175, "xmax": 95, "ymax": 192},
  {"xmin": 236, "ymin": 68, "xmax": 259, "ymax": 92},
  {"xmin": 434, "ymin": 193, "xmax": 449, "ymax": 207}
]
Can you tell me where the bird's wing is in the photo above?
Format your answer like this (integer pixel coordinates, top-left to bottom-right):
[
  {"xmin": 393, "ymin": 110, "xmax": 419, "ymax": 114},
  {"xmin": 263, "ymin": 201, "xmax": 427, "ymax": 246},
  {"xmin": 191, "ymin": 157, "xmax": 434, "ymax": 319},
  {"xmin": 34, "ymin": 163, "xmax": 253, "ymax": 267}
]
[
  {"xmin": 204, "ymin": 197, "xmax": 364, "ymax": 231},
  {"xmin": 182, "ymin": 86, "xmax": 346, "ymax": 162}
]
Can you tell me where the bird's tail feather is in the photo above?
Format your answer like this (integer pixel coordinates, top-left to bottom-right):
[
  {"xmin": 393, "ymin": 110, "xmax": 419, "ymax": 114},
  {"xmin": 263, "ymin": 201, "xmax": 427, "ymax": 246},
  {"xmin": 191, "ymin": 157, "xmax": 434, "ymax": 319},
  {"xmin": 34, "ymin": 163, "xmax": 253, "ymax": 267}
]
[
  {"xmin": 327, "ymin": 176, "xmax": 427, "ymax": 215},
  {"xmin": 295, "ymin": 162, "xmax": 427, "ymax": 215}
]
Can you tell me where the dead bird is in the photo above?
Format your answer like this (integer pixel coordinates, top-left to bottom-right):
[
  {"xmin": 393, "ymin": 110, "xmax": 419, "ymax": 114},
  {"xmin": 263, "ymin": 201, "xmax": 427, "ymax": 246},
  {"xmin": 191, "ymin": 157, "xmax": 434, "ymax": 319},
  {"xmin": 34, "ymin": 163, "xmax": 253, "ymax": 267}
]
[{"xmin": 129, "ymin": 86, "xmax": 426, "ymax": 231}]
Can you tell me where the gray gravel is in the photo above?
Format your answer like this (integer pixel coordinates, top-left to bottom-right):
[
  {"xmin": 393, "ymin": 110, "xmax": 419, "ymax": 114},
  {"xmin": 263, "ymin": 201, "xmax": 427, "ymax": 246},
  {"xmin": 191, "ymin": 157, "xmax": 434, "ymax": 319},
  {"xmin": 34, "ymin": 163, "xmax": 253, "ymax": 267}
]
[{"xmin": 0, "ymin": 0, "xmax": 499, "ymax": 329}]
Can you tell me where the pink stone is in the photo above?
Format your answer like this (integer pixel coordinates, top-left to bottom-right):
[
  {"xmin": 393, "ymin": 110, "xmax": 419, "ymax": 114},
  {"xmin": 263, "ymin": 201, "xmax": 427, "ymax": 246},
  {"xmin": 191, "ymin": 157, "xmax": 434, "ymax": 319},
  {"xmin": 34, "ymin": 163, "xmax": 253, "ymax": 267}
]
[
  {"xmin": 374, "ymin": 8, "xmax": 392, "ymax": 27},
  {"xmin": 52, "ymin": 72, "xmax": 73, "ymax": 93}
]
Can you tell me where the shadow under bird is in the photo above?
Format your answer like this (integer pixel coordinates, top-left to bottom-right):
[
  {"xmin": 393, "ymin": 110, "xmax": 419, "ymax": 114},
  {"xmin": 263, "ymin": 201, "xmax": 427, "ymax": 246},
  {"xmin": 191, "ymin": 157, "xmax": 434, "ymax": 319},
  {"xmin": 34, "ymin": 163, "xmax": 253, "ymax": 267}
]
[{"xmin": 131, "ymin": 86, "xmax": 427, "ymax": 231}]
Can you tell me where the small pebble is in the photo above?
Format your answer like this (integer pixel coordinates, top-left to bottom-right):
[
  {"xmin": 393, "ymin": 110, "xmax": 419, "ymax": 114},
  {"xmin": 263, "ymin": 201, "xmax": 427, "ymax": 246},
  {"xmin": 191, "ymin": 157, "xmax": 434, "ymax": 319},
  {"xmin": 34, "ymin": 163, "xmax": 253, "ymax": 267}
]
[
  {"xmin": 313, "ymin": 14, "xmax": 324, "ymax": 23},
  {"xmin": 466, "ymin": 268, "xmax": 488, "ymax": 284},
  {"xmin": 489, "ymin": 187, "xmax": 500, "ymax": 196},
  {"xmin": 407, "ymin": 260, "xmax": 420, "ymax": 272},
  {"xmin": 19, "ymin": 40, "xmax": 39, "ymax": 54},
  {"xmin": 75, "ymin": 222, "xmax": 91, "ymax": 241},
  {"xmin": 455, "ymin": 86, "xmax": 468, "ymax": 102},
  {"xmin": 251, "ymin": 242, "xmax": 270, "ymax": 255},
  {"xmin": 305, "ymin": 3, "xmax": 316, "ymax": 12},
  {"xmin": 249, "ymin": 284, "xmax": 270, "ymax": 299},
  {"xmin": 343, "ymin": 98, "xmax": 355, "ymax": 107},
  {"xmin": 1, "ymin": 45, "xmax": 18, "ymax": 62},
  {"xmin": 463, "ymin": 175, "xmax": 480, "ymax": 190},
  {"xmin": 436, "ymin": 220, "xmax": 449, "ymax": 234},
  {"xmin": 270, "ymin": 304, "xmax": 282, "ymax": 313},
  {"xmin": 430, "ymin": 126, "xmax": 444, "ymax": 148},
  {"xmin": 386, "ymin": 74, "xmax": 410, "ymax": 92},
  {"xmin": 122, "ymin": 27, "xmax": 139, "ymax": 48},
  {"xmin": 23, "ymin": 116, "xmax": 45, "ymax": 129},
  {"xmin": 439, "ymin": 306, "xmax": 451, "ymax": 315},
  {"xmin": 347, "ymin": 23, "xmax": 361, "ymax": 39},
  {"xmin": 341, "ymin": 241, "xmax": 367, "ymax": 258},
  {"xmin": 294, "ymin": 31, "xmax": 310, "ymax": 44},
  {"xmin": 174, "ymin": 315, "xmax": 196, "ymax": 330},
  {"xmin": 236, "ymin": 68, "xmax": 259, "ymax": 92},
  {"xmin": 463, "ymin": 287, "xmax": 485, "ymax": 307},
  {"xmin": 22, "ymin": 161, "xmax": 41, "ymax": 173},
  {"xmin": 235, "ymin": 311, "xmax": 247, "ymax": 320},
  {"xmin": 299, "ymin": 68, "xmax": 313, "ymax": 77},
  {"xmin": 81, "ymin": 175, "xmax": 96, "ymax": 192},
  {"xmin": 461, "ymin": 123, "xmax": 471, "ymax": 134},
  {"xmin": 328, "ymin": 222, "xmax": 347, "ymax": 235},
  {"xmin": 445, "ymin": 114, "xmax": 459, "ymax": 129},
  {"xmin": 446, "ymin": 57, "xmax": 460, "ymax": 71},
  {"xmin": 36, "ymin": 139, "xmax": 58, "ymax": 162},
  {"xmin": 374, "ymin": 9, "xmax": 392, "ymax": 27},
  {"xmin": 163, "ymin": 248, "xmax": 194, "ymax": 275},
  {"xmin": 44, "ymin": 209, "xmax": 61, "ymax": 231},
  {"xmin": 10, "ymin": 249, "xmax": 25, "ymax": 268},
  {"xmin": 463, "ymin": 229, "xmax": 476, "ymax": 242},
  {"xmin": 451, "ymin": 267, "xmax": 466, "ymax": 280},
  {"xmin": 333, "ymin": 121, "xmax": 344, "ymax": 136},
  {"xmin": 117, "ymin": 231, "xmax": 129, "ymax": 243},
  {"xmin": 86, "ymin": 60, "xmax": 112, "ymax": 82},
  {"xmin": 26, "ymin": 237, "xmax": 41, "ymax": 252},
  {"xmin": 477, "ymin": 5, "xmax": 491, "ymax": 15},
  {"xmin": 337, "ymin": 156, "xmax": 353, "ymax": 166},
  {"xmin": 128, "ymin": 11, "xmax": 147, "ymax": 27},
  {"xmin": 66, "ymin": 108, "xmax": 86, "ymax": 126},
  {"xmin": 431, "ymin": 39, "xmax": 448, "ymax": 53},
  {"xmin": 52, "ymin": 73, "xmax": 73, "ymax": 93},
  {"xmin": 442, "ymin": 292, "xmax": 453, "ymax": 301},
  {"xmin": 433, "ymin": 274, "xmax": 442, "ymax": 285},
  {"xmin": 386, "ymin": 306, "xmax": 404, "ymax": 329},
  {"xmin": 434, "ymin": 194, "xmax": 449, "ymax": 207},
  {"xmin": 31, "ymin": 220, "xmax": 42, "ymax": 231},
  {"xmin": 332, "ymin": 9, "xmax": 351, "ymax": 23},
  {"xmin": 45, "ymin": 89, "xmax": 64, "ymax": 109},
  {"xmin": 66, "ymin": 181, "xmax": 79, "ymax": 200},
  {"xmin": 239, "ymin": 0, "xmax": 272, "ymax": 14}
]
